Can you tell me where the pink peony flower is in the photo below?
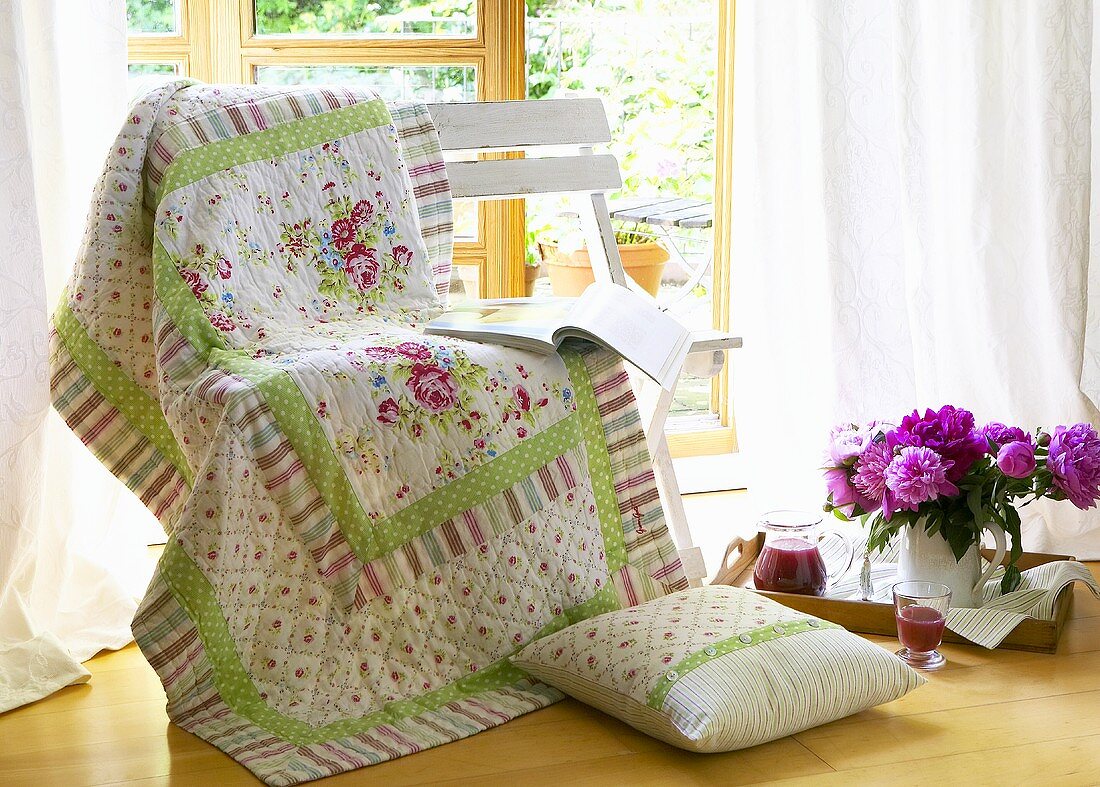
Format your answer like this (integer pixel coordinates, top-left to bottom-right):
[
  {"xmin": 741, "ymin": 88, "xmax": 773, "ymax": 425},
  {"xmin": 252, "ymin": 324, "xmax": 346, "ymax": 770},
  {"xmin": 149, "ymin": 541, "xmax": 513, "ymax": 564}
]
[
  {"xmin": 364, "ymin": 345, "xmax": 399, "ymax": 361},
  {"xmin": 331, "ymin": 217, "xmax": 357, "ymax": 250},
  {"xmin": 514, "ymin": 385, "xmax": 531, "ymax": 412},
  {"xmin": 997, "ymin": 440, "xmax": 1036, "ymax": 479},
  {"xmin": 208, "ymin": 311, "xmax": 236, "ymax": 332},
  {"xmin": 180, "ymin": 268, "xmax": 207, "ymax": 298},
  {"xmin": 980, "ymin": 422, "xmax": 1029, "ymax": 451},
  {"xmin": 396, "ymin": 341, "xmax": 433, "ymax": 361},
  {"xmin": 351, "ymin": 199, "xmax": 374, "ymax": 226},
  {"xmin": 391, "ymin": 244, "xmax": 413, "ymax": 266},
  {"xmin": 852, "ymin": 441, "xmax": 891, "ymax": 505},
  {"xmin": 344, "ymin": 244, "xmax": 380, "ymax": 292},
  {"xmin": 883, "ymin": 446, "xmax": 959, "ymax": 515},
  {"xmin": 406, "ymin": 363, "xmax": 458, "ymax": 413},
  {"xmin": 824, "ymin": 467, "xmax": 866, "ymax": 518},
  {"xmin": 826, "ymin": 423, "xmax": 872, "ymax": 466},
  {"xmin": 1048, "ymin": 423, "xmax": 1100, "ymax": 509},
  {"xmin": 216, "ymin": 257, "xmax": 232, "ymax": 280},
  {"xmin": 888, "ymin": 405, "xmax": 986, "ymax": 482},
  {"xmin": 376, "ymin": 398, "xmax": 400, "ymax": 425}
]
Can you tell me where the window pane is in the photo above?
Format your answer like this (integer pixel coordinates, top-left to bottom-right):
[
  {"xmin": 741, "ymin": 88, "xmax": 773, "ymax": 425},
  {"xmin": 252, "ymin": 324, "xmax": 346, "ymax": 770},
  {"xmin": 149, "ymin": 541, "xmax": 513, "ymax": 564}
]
[
  {"xmin": 255, "ymin": 0, "xmax": 475, "ymax": 38},
  {"xmin": 128, "ymin": 62, "xmax": 179, "ymax": 78},
  {"xmin": 450, "ymin": 201, "xmax": 475, "ymax": 243},
  {"xmin": 254, "ymin": 64, "xmax": 477, "ymax": 103},
  {"xmin": 126, "ymin": 0, "xmax": 178, "ymax": 34}
]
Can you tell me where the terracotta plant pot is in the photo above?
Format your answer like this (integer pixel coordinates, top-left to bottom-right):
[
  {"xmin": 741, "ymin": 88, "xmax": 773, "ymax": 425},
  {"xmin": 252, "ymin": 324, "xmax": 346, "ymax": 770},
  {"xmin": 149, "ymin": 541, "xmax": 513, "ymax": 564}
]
[
  {"xmin": 524, "ymin": 264, "xmax": 542, "ymax": 298},
  {"xmin": 538, "ymin": 240, "xmax": 669, "ymax": 297}
]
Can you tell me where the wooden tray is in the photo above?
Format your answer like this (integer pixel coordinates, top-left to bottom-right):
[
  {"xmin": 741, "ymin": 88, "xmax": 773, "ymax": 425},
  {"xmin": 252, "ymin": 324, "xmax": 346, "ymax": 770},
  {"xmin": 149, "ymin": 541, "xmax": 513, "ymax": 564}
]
[{"xmin": 713, "ymin": 533, "xmax": 1076, "ymax": 653}]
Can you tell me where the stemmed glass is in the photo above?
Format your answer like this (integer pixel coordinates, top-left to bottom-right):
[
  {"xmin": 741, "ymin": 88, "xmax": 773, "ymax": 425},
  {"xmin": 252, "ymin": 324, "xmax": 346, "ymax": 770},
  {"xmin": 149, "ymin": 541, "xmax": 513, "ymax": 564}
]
[{"xmin": 892, "ymin": 581, "xmax": 951, "ymax": 670}]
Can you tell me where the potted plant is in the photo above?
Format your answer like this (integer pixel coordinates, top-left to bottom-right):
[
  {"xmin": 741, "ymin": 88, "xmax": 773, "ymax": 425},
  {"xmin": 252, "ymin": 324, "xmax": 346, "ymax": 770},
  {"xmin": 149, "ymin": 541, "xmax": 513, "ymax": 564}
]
[
  {"xmin": 523, "ymin": 259, "xmax": 542, "ymax": 297},
  {"xmin": 822, "ymin": 406, "xmax": 1100, "ymax": 606},
  {"xmin": 537, "ymin": 221, "xmax": 669, "ymax": 297}
]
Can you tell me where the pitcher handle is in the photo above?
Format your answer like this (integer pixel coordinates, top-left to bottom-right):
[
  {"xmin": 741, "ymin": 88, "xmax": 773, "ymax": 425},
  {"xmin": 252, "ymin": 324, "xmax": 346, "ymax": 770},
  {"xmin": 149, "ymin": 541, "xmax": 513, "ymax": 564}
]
[
  {"xmin": 820, "ymin": 528, "xmax": 856, "ymax": 593},
  {"xmin": 973, "ymin": 524, "xmax": 1007, "ymax": 599}
]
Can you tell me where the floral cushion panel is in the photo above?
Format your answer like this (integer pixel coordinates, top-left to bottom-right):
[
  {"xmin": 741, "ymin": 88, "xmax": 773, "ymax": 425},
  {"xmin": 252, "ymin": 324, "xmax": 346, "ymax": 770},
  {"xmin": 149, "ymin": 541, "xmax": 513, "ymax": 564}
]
[
  {"xmin": 49, "ymin": 81, "xmax": 689, "ymax": 785},
  {"xmin": 512, "ymin": 585, "xmax": 926, "ymax": 751}
]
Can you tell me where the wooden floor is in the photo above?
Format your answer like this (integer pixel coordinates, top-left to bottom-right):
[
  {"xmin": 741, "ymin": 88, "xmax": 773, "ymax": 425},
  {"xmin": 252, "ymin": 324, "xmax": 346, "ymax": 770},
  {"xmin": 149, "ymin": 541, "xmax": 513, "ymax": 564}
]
[{"xmin": 3, "ymin": 564, "xmax": 1100, "ymax": 786}]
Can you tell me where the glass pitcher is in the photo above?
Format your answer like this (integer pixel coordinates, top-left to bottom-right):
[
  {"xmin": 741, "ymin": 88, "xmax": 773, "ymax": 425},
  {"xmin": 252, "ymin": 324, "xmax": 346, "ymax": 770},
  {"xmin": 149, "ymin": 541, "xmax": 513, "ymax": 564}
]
[{"xmin": 752, "ymin": 510, "xmax": 856, "ymax": 596}]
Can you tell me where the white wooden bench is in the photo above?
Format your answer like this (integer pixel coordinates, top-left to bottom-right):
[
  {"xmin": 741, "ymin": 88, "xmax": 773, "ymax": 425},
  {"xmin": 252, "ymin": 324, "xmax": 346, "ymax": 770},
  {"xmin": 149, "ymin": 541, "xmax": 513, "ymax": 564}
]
[{"xmin": 426, "ymin": 98, "xmax": 742, "ymax": 585}]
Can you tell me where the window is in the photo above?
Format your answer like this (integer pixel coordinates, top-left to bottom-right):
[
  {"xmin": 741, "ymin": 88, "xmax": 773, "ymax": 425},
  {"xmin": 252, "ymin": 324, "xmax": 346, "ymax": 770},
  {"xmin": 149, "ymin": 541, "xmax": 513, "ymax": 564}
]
[{"xmin": 126, "ymin": 0, "xmax": 735, "ymax": 456}]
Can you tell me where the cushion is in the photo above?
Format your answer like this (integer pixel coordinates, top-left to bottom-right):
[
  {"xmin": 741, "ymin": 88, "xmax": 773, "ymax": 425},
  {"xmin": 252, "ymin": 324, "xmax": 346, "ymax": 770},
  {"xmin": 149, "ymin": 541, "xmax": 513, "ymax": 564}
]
[{"xmin": 511, "ymin": 585, "xmax": 925, "ymax": 752}]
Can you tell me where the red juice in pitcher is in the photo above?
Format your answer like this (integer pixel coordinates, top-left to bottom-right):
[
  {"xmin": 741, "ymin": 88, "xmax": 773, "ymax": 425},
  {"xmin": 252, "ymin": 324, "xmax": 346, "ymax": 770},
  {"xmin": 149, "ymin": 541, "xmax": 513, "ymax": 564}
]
[
  {"xmin": 752, "ymin": 537, "xmax": 828, "ymax": 596},
  {"xmin": 895, "ymin": 604, "xmax": 946, "ymax": 653}
]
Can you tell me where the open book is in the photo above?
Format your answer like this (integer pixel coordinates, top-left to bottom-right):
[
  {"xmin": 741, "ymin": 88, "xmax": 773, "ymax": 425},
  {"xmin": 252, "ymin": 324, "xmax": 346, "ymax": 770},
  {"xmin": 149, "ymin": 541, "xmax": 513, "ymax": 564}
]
[{"xmin": 424, "ymin": 282, "xmax": 691, "ymax": 390}]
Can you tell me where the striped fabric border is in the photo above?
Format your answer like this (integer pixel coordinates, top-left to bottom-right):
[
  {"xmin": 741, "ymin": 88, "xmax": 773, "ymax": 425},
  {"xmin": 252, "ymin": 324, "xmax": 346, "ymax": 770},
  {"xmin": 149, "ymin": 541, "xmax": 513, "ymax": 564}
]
[
  {"xmin": 390, "ymin": 102, "xmax": 454, "ymax": 299},
  {"xmin": 576, "ymin": 346, "xmax": 688, "ymax": 593},
  {"xmin": 144, "ymin": 85, "xmax": 366, "ymax": 204},
  {"xmin": 49, "ymin": 329, "xmax": 188, "ymax": 524}
]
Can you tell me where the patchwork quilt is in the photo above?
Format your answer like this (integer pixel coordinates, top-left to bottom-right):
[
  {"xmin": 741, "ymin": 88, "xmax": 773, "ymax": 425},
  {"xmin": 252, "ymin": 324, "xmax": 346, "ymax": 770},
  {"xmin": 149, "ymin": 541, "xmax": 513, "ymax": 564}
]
[{"xmin": 49, "ymin": 81, "xmax": 687, "ymax": 784}]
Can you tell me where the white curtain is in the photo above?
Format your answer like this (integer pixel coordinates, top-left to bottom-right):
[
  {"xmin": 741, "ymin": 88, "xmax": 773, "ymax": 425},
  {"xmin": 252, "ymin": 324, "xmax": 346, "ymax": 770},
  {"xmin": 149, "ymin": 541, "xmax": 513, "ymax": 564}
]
[
  {"xmin": 0, "ymin": 0, "xmax": 160, "ymax": 712},
  {"xmin": 732, "ymin": 0, "xmax": 1100, "ymax": 557}
]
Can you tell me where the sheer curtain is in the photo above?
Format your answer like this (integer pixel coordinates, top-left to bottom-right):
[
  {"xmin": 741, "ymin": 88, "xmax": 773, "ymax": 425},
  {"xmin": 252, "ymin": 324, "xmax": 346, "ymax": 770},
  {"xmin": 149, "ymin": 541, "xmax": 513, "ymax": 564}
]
[
  {"xmin": 0, "ymin": 0, "xmax": 159, "ymax": 712},
  {"xmin": 731, "ymin": 0, "xmax": 1100, "ymax": 557}
]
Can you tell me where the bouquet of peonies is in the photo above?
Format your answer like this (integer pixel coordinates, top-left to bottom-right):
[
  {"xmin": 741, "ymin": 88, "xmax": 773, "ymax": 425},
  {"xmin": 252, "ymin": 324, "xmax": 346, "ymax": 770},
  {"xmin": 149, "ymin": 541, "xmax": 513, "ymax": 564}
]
[{"xmin": 824, "ymin": 405, "xmax": 1100, "ymax": 592}]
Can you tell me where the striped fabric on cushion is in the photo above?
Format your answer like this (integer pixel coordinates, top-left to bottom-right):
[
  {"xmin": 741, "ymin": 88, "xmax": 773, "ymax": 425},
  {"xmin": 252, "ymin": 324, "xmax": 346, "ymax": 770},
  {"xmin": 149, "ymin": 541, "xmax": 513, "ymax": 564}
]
[{"xmin": 511, "ymin": 585, "xmax": 924, "ymax": 751}]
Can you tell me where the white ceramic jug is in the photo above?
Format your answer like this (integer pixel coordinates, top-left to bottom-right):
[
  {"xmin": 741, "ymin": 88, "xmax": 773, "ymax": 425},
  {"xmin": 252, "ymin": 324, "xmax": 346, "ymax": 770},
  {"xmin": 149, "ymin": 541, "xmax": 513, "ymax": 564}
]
[{"xmin": 896, "ymin": 521, "xmax": 1007, "ymax": 608}]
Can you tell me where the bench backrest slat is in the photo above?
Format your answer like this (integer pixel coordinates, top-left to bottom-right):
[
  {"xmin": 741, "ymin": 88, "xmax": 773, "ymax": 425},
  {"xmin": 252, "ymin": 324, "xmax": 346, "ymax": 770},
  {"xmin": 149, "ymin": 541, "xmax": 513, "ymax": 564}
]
[{"xmin": 425, "ymin": 99, "xmax": 612, "ymax": 152}]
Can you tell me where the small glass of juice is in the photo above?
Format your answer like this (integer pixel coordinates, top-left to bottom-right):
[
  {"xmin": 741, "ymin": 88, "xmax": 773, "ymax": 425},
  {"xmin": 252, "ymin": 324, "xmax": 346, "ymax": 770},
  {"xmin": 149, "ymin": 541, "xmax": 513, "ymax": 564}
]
[{"xmin": 892, "ymin": 581, "xmax": 951, "ymax": 670}]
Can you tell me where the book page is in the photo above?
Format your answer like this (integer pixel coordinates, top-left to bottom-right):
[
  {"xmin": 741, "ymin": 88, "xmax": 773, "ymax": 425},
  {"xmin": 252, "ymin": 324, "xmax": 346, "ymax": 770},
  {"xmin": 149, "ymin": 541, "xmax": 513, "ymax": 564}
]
[
  {"xmin": 423, "ymin": 298, "xmax": 572, "ymax": 352},
  {"xmin": 563, "ymin": 284, "xmax": 691, "ymax": 389}
]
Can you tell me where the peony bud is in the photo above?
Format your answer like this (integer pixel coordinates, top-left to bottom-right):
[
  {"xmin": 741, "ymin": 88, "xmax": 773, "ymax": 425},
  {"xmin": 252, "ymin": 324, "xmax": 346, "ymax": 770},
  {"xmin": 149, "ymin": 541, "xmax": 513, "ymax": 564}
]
[{"xmin": 997, "ymin": 441, "xmax": 1037, "ymax": 479}]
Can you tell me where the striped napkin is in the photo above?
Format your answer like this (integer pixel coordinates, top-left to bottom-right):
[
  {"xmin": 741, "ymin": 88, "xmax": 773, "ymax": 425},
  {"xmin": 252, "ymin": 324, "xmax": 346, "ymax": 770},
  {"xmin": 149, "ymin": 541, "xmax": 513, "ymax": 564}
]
[{"xmin": 820, "ymin": 538, "xmax": 1100, "ymax": 649}]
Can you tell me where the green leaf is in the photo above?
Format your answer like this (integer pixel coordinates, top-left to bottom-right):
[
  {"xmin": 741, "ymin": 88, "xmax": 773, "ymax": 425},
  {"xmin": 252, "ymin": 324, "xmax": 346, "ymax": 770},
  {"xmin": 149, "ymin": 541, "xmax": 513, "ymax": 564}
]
[
  {"xmin": 966, "ymin": 486, "xmax": 984, "ymax": 526},
  {"xmin": 1000, "ymin": 565, "xmax": 1022, "ymax": 594},
  {"xmin": 945, "ymin": 523, "xmax": 975, "ymax": 562}
]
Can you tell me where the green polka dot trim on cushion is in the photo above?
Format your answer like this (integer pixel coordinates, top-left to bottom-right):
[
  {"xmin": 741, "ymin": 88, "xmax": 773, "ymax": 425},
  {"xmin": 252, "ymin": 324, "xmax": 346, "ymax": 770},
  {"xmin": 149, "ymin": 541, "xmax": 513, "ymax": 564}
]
[
  {"xmin": 646, "ymin": 618, "xmax": 843, "ymax": 710},
  {"xmin": 561, "ymin": 347, "xmax": 628, "ymax": 572},
  {"xmin": 156, "ymin": 99, "xmax": 391, "ymax": 203},
  {"xmin": 160, "ymin": 539, "xmax": 620, "ymax": 745},
  {"xmin": 53, "ymin": 300, "xmax": 193, "ymax": 486}
]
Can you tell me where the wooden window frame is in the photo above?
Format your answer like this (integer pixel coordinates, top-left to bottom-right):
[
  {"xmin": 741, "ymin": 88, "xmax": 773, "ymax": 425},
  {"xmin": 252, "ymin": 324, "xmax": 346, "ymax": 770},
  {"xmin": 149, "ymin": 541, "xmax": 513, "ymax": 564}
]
[{"xmin": 128, "ymin": 0, "xmax": 735, "ymax": 457}]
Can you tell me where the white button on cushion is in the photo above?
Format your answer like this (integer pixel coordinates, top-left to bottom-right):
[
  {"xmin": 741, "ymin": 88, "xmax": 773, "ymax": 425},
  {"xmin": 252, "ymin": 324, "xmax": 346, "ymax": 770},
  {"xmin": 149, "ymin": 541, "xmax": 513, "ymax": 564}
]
[
  {"xmin": 665, "ymin": 670, "xmax": 678, "ymax": 681},
  {"xmin": 738, "ymin": 633, "xmax": 752, "ymax": 644},
  {"xmin": 704, "ymin": 646, "xmax": 718, "ymax": 656}
]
